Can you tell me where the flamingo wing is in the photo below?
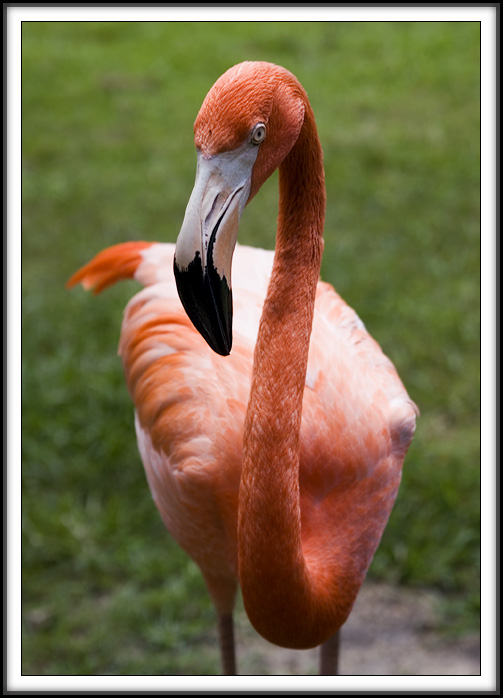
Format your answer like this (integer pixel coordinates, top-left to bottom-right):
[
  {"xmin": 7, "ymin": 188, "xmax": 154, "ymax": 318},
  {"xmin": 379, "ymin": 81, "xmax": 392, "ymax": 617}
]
[
  {"xmin": 69, "ymin": 241, "xmax": 273, "ymax": 612},
  {"xmin": 298, "ymin": 281, "xmax": 418, "ymax": 610}
]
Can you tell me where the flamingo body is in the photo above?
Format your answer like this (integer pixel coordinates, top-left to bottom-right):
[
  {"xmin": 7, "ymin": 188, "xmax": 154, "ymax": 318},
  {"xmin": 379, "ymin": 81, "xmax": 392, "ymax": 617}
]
[
  {"xmin": 69, "ymin": 61, "xmax": 417, "ymax": 673},
  {"xmin": 69, "ymin": 240, "xmax": 416, "ymax": 629}
]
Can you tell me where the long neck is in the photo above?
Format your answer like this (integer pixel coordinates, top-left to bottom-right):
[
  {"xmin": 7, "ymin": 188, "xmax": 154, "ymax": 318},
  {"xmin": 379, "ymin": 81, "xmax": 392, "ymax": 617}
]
[{"xmin": 238, "ymin": 105, "xmax": 346, "ymax": 649}]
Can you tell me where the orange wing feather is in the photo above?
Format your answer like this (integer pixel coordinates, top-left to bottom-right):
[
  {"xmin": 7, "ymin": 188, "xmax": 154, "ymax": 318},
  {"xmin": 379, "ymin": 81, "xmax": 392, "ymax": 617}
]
[{"xmin": 67, "ymin": 241, "xmax": 153, "ymax": 293}]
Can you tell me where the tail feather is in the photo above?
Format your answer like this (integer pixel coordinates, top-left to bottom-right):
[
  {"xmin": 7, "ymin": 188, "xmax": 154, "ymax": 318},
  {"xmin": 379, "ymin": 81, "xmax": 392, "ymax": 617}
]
[{"xmin": 67, "ymin": 241, "xmax": 154, "ymax": 294}]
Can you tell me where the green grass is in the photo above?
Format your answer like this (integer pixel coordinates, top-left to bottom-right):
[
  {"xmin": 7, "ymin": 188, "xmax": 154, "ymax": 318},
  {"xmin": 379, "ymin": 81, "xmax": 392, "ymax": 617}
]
[{"xmin": 21, "ymin": 21, "xmax": 481, "ymax": 675}]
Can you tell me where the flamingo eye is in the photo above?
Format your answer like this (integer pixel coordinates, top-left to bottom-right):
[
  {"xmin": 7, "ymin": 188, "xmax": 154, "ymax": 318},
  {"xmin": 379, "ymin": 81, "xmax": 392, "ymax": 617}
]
[{"xmin": 251, "ymin": 123, "xmax": 266, "ymax": 145}]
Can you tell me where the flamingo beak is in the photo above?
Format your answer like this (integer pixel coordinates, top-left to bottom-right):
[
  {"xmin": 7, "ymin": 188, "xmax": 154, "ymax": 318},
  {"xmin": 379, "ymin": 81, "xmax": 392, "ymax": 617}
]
[{"xmin": 174, "ymin": 144, "xmax": 258, "ymax": 356}]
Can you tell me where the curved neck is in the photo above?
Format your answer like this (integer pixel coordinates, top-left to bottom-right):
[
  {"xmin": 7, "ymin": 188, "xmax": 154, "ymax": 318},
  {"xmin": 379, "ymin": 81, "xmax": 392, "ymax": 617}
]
[{"xmin": 238, "ymin": 104, "xmax": 345, "ymax": 649}]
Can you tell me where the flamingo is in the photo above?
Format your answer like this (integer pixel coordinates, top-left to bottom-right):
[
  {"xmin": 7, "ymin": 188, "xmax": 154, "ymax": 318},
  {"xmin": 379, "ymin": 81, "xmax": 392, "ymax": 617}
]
[{"xmin": 68, "ymin": 61, "xmax": 417, "ymax": 676}]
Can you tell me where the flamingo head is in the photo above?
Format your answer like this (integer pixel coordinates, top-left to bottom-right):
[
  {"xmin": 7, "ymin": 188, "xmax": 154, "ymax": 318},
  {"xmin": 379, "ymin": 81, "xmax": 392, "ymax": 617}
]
[{"xmin": 174, "ymin": 62, "xmax": 307, "ymax": 356}]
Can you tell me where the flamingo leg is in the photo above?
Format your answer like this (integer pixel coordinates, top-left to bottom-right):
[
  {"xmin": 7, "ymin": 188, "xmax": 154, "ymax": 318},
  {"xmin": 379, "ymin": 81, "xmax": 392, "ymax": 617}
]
[
  {"xmin": 217, "ymin": 612, "xmax": 237, "ymax": 675},
  {"xmin": 319, "ymin": 630, "xmax": 340, "ymax": 675}
]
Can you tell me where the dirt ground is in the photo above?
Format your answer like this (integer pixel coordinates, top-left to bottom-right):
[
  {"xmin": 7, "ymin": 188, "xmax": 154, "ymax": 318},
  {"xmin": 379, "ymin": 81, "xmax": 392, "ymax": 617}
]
[{"xmin": 233, "ymin": 582, "xmax": 480, "ymax": 676}]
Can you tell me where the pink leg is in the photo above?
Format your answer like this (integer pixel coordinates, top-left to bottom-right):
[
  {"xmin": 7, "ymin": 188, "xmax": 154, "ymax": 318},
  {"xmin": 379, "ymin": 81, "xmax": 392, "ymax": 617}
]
[
  {"xmin": 319, "ymin": 631, "xmax": 340, "ymax": 675},
  {"xmin": 217, "ymin": 612, "xmax": 236, "ymax": 675}
]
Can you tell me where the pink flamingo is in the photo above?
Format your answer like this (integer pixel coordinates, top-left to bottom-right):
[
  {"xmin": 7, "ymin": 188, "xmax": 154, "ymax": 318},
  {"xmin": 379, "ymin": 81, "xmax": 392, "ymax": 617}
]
[{"xmin": 69, "ymin": 61, "xmax": 417, "ymax": 675}]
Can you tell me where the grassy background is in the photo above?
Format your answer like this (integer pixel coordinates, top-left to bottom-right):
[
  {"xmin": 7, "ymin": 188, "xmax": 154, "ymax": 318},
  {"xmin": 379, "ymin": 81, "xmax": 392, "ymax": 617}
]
[{"xmin": 21, "ymin": 20, "xmax": 481, "ymax": 675}]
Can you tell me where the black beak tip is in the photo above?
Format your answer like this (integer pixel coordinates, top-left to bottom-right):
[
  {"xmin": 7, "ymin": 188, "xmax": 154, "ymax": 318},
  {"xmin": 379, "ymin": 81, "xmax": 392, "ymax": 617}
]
[
  {"xmin": 212, "ymin": 338, "xmax": 232, "ymax": 357},
  {"xmin": 174, "ymin": 255, "xmax": 233, "ymax": 357}
]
